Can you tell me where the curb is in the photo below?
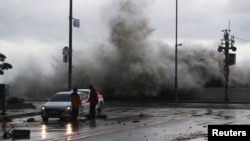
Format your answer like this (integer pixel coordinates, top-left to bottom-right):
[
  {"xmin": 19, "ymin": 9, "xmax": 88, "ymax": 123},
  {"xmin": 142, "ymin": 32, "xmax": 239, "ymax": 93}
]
[{"xmin": 6, "ymin": 103, "xmax": 36, "ymax": 110}]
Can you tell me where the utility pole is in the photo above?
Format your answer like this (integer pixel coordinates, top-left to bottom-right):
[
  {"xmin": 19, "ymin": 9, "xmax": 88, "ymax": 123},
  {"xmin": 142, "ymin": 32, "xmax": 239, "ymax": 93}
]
[
  {"xmin": 218, "ymin": 28, "xmax": 237, "ymax": 102},
  {"xmin": 68, "ymin": 0, "xmax": 73, "ymax": 90}
]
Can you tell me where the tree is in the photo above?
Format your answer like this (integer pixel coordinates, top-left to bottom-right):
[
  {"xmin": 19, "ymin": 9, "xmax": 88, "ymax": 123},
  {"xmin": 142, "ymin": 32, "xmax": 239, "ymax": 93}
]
[{"xmin": 0, "ymin": 53, "xmax": 12, "ymax": 75}]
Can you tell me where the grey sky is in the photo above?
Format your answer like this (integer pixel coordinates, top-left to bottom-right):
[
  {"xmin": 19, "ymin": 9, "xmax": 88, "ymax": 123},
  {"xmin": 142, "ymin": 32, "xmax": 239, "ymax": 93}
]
[{"xmin": 1, "ymin": 0, "xmax": 250, "ymax": 82}]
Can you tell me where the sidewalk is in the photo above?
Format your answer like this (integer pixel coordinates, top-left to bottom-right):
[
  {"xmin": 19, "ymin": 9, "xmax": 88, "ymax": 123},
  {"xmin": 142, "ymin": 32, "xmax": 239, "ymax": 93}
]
[{"xmin": 0, "ymin": 102, "xmax": 42, "ymax": 120}]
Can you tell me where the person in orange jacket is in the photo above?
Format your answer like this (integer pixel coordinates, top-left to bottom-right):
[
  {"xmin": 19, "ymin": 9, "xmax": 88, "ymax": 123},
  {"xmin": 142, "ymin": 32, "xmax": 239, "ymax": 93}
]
[
  {"xmin": 88, "ymin": 85, "xmax": 98, "ymax": 120},
  {"xmin": 71, "ymin": 87, "xmax": 81, "ymax": 121}
]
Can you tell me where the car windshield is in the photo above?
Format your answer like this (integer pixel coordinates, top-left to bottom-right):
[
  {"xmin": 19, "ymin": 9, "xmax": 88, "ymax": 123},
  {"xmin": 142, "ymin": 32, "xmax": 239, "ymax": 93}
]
[
  {"xmin": 80, "ymin": 93, "xmax": 89, "ymax": 100},
  {"xmin": 78, "ymin": 90, "xmax": 89, "ymax": 95},
  {"xmin": 49, "ymin": 94, "xmax": 70, "ymax": 102}
]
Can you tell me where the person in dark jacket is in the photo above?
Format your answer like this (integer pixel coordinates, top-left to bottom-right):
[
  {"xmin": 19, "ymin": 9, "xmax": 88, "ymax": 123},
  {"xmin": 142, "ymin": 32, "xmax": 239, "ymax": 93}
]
[
  {"xmin": 87, "ymin": 85, "xmax": 98, "ymax": 120},
  {"xmin": 71, "ymin": 87, "xmax": 81, "ymax": 121}
]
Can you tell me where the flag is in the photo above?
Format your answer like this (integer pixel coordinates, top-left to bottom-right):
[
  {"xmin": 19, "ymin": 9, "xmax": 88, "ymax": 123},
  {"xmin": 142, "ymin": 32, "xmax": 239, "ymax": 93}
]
[{"xmin": 73, "ymin": 19, "xmax": 80, "ymax": 28}]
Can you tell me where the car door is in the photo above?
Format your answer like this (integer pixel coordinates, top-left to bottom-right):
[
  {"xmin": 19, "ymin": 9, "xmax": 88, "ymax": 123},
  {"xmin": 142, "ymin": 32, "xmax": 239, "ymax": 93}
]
[{"xmin": 79, "ymin": 93, "xmax": 90, "ymax": 114}]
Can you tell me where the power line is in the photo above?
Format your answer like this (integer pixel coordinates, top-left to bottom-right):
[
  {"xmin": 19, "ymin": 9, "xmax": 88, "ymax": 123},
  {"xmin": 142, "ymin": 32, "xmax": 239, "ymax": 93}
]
[{"xmin": 234, "ymin": 36, "xmax": 250, "ymax": 43}]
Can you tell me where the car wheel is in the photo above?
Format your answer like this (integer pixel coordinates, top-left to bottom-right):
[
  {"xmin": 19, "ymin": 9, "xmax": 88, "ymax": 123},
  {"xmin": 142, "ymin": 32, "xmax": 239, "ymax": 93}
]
[{"xmin": 42, "ymin": 117, "xmax": 48, "ymax": 122}]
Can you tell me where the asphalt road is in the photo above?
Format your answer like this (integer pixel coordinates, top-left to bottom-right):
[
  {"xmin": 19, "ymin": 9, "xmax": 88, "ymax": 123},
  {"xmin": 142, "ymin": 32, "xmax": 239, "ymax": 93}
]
[{"xmin": 1, "ymin": 101, "xmax": 250, "ymax": 141}]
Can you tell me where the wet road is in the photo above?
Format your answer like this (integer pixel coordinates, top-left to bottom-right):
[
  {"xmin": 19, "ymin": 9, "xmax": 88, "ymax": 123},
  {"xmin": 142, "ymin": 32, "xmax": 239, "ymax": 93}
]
[{"xmin": 1, "ymin": 102, "xmax": 250, "ymax": 141}]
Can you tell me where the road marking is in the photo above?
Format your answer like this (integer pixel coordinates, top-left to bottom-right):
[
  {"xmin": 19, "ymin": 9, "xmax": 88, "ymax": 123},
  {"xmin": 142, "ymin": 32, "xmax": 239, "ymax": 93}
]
[{"xmin": 48, "ymin": 114, "xmax": 190, "ymax": 141}]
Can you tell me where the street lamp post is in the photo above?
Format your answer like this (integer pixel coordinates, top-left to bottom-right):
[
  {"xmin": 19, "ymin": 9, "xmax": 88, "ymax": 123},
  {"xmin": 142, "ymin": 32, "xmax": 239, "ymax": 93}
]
[{"xmin": 175, "ymin": 0, "xmax": 182, "ymax": 102}]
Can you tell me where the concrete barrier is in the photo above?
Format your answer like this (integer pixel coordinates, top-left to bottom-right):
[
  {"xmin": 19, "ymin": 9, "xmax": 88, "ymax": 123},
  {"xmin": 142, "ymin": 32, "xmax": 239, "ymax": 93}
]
[
  {"xmin": 180, "ymin": 88, "xmax": 250, "ymax": 102},
  {"xmin": 0, "ymin": 103, "xmax": 36, "ymax": 110}
]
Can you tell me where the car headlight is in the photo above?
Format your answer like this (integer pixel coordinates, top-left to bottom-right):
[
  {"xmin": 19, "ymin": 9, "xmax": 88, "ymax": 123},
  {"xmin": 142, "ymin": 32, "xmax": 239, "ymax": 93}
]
[
  {"xmin": 41, "ymin": 106, "xmax": 46, "ymax": 111},
  {"xmin": 65, "ymin": 106, "xmax": 71, "ymax": 111}
]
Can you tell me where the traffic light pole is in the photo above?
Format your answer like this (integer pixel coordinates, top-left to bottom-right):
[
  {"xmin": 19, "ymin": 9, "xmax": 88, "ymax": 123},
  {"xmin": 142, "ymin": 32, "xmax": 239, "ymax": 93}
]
[{"xmin": 68, "ymin": 0, "xmax": 73, "ymax": 90}]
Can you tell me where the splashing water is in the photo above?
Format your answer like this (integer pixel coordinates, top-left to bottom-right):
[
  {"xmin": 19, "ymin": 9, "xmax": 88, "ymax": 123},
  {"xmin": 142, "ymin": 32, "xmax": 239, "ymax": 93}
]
[{"xmin": 9, "ymin": 0, "xmax": 250, "ymax": 99}]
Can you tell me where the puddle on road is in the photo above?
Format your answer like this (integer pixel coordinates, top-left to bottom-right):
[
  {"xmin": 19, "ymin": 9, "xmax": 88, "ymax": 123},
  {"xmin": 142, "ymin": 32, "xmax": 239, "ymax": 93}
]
[{"xmin": 212, "ymin": 110, "xmax": 235, "ymax": 120}]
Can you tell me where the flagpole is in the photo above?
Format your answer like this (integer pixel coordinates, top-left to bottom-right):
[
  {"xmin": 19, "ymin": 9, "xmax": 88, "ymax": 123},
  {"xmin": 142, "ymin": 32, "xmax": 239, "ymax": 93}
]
[{"xmin": 68, "ymin": 0, "xmax": 73, "ymax": 90}]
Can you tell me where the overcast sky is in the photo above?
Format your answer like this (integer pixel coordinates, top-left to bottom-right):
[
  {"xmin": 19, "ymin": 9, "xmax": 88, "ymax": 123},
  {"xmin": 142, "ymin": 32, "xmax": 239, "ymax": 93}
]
[{"xmin": 1, "ymin": 0, "xmax": 250, "ymax": 82}]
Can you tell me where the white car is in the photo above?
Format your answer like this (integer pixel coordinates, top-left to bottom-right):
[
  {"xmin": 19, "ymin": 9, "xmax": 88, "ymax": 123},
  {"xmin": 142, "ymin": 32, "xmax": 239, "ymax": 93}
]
[
  {"xmin": 40, "ymin": 91, "xmax": 90, "ymax": 122},
  {"xmin": 73, "ymin": 89, "xmax": 104, "ymax": 112}
]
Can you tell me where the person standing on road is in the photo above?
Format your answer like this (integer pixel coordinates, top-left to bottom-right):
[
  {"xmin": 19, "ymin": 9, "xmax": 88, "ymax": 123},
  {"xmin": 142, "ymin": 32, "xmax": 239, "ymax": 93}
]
[
  {"xmin": 71, "ymin": 87, "xmax": 82, "ymax": 121},
  {"xmin": 88, "ymin": 85, "xmax": 98, "ymax": 120}
]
